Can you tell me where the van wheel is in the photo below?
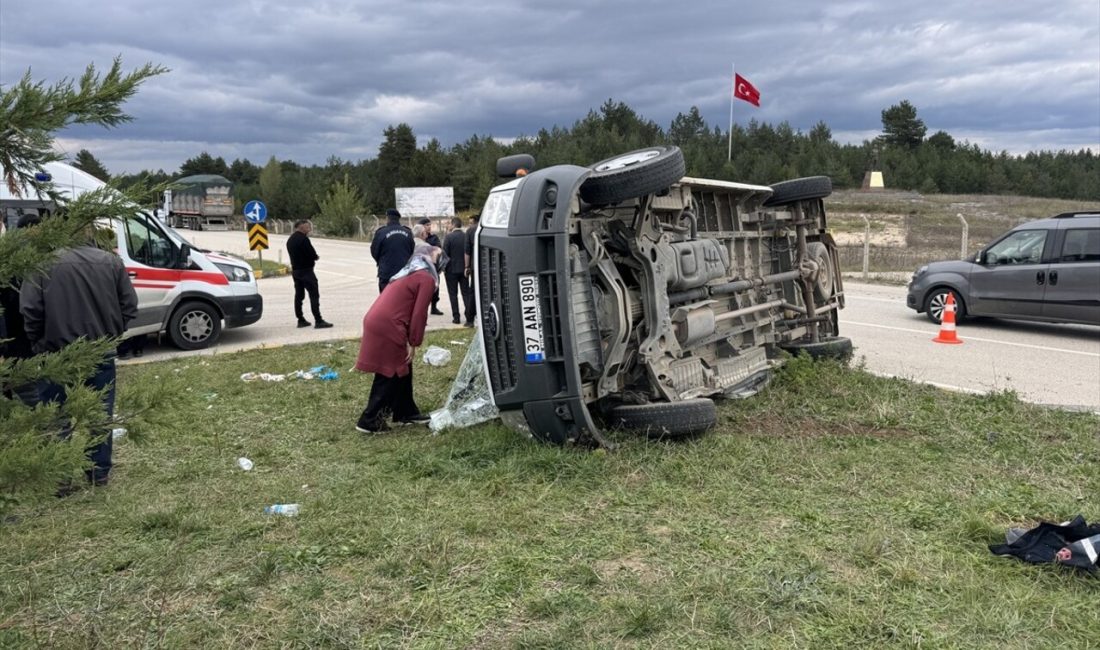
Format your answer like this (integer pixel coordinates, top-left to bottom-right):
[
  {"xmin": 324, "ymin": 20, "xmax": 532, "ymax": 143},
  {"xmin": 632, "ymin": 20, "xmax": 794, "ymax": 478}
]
[
  {"xmin": 779, "ymin": 336, "xmax": 853, "ymax": 362},
  {"xmin": 606, "ymin": 398, "xmax": 717, "ymax": 440},
  {"xmin": 924, "ymin": 288, "xmax": 966, "ymax": 325},
  {"xmin": 763, "ymin": 176, "xmax": 832, "ymax": 207},
  {"xmin": 169, "ymin": 301, "xmax": 222, "ymax": 350},
  {"xmin": 580, "ymin": 146, "xmax": 686, "ymax": 206}
]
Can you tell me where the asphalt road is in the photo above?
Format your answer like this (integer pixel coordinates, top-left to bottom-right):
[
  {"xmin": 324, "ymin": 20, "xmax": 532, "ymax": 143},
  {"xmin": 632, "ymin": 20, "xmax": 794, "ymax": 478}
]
[
  {"xmin": 132, "ymin": 230, "xmax": 1100, "ymax": 412},
  {"xmin": 840, "ymin": 280, "xmax": 1099, "ymax": 411}
]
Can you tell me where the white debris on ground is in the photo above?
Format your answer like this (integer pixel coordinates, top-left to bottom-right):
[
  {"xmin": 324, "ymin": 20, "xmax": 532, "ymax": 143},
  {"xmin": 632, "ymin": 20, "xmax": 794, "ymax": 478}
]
[{"xmin": 422, "ymin": 345, "xmax": 452, "ymax": 366}]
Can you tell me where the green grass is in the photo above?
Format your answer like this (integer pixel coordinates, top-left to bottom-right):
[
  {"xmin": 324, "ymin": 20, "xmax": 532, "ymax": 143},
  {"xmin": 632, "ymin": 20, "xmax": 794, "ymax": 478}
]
[
  {"xmin": 244, "ymin": 256, "xmax": 288, "ymax": 277},
  {"xmin": 2, "ymin": 331, "xmax": 1097, "ymax": 647}
]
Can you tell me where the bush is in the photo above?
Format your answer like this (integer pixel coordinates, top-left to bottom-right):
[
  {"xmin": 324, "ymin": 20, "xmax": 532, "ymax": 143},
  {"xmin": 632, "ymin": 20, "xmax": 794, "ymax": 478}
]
[{"xmin": 315, "ymin": 174, "xmax": 366, "ymax": 237}]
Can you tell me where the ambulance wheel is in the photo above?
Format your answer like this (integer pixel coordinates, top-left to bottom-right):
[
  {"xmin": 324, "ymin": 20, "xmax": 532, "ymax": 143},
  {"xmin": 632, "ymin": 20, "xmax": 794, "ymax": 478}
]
[{"xmin": 169, "ymin": 301, "xmax": 222, "ymax": 350}]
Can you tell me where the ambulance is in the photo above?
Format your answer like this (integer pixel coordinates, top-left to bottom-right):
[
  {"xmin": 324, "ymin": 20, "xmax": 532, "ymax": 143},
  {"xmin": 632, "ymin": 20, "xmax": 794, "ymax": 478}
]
[{"xmin": 1, "ymin": 162, "xmax": 262, "ymax": 350}]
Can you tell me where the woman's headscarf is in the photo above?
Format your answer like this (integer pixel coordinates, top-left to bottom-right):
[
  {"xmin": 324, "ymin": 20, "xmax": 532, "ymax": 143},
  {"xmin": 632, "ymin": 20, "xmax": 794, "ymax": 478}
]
[{"xmin": 388, "ymin": 244, "xmax": 440, "ymax": 286}]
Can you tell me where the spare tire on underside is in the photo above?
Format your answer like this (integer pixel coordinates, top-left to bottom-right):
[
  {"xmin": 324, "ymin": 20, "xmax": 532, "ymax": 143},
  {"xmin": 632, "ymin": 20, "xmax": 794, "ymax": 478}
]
[
  {"xmin": 763, "ymin": 175, "xmax": 832, "ymax": 207},
  {"xmin": 580, "ymin": 146, "xmax": 686, "ymax": 206},
  {"xmin": 779, "ymin": 336, "xmax": 853, "ymax": 363},
  {"xmin": 605, "ymin": 397, "xmax": 717, "ymax": 440}
]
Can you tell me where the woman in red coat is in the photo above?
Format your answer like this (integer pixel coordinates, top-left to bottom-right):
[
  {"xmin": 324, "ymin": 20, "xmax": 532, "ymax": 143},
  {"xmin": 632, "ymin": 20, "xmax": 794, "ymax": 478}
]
[{"xmin": 355, "ymin": 245, "xmax": 444, "ymax": 432}]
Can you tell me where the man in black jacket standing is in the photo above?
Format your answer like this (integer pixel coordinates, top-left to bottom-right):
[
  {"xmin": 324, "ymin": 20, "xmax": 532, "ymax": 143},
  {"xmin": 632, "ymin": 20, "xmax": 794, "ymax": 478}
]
[
  {"xmin": 442, "ymin": 217, "xmax": 470, "ymax": 325},
  {"xmin": 20, "ymin": 239, "xmax": 139, "ymax": 488},
  {"xmin": 371, "ymin": 209, "xmax": 414, "ymax": 293},
  {"xmin": 286, "ymin": 220, "xmax": 333, "ymax": 329}
]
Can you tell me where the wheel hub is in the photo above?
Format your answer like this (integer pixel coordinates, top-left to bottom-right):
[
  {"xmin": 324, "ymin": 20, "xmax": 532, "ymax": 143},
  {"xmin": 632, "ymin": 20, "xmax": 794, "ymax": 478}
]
[
  {"xmin": 180, "ymin": 311, "xmax": 213, "ymax": 342},
  {"xmin": 594, "ymin": 149, "xmax": 661, "ymax": 172}
]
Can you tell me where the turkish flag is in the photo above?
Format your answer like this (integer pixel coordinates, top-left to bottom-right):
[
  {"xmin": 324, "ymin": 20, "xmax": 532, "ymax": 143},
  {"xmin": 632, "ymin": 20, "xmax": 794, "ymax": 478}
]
[{"xmin": 734, "ymin": 73, "xmax": 760, "ymax": 107}]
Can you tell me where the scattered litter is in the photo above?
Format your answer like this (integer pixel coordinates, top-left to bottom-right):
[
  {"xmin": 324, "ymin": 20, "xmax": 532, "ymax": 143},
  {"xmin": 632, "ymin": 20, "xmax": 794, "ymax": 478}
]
[
  {"xmin": 264, "ymin": 503, "xmax": 300, "ymax": 517},
  {"xmin": 111, "ymin": 427, "xmax": 127, "ymax": 440},
  {"xmin": 990, "ymin": 515, "xmax": 1100, "ymax": 572},
  {"xmin": 240, "ymin": 372, "xmax": 287, "ymax": 382},
  {"xmin": 237, "ymin": 457, "xmax": 254, "ymax": 471},
  {"xmin": 240, "ymin": 366, "xmax": 339, "ymax": 382},
  {"xmin": 449, "ymin": 340, "xmax": 467, "ymax": 346},
  {"xmin": 203, "ymin": 392, "xmax": 218, "ymax": 401},
  {"xmin": 430, "ymin": 338, "xmax": 498, "ymax": 432},
  {"xmin": 423, "ymin": 346, "xmax": 452, "ymax": 366}
]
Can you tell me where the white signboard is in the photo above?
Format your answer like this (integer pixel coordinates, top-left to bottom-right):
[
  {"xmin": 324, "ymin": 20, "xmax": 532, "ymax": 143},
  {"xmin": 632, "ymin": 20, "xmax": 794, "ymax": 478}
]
[{"xmin": 395, "ymin": 187, "xmax": 455, "ymax": 219}]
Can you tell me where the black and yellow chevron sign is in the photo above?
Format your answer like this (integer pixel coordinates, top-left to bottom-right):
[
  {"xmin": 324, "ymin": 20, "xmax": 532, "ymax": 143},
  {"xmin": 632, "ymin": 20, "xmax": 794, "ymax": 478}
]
[{"xmin": 248, "ymin": 224, "xmax": 269, "ymax": 251}]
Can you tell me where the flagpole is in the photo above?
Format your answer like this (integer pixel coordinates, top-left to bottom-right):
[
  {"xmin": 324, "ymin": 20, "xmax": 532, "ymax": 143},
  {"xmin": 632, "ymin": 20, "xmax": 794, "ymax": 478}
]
[{"xmin": 728, "ymin": 62, "xmax": 735, "ymax": 161}]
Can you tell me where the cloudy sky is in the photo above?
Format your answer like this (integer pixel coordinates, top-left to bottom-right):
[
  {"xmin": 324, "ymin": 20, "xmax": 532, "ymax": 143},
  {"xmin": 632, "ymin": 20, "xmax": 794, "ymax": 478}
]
[{"xmin": 2, "ymin": 0, "xmax": 1097, "ymax": 174}]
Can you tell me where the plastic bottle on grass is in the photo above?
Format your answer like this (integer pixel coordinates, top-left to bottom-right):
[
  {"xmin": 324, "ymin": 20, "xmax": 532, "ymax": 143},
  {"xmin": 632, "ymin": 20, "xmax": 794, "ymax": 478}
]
[{"xmin": 264, "ymin": 504, "xmax": 299, "ymax": 517}]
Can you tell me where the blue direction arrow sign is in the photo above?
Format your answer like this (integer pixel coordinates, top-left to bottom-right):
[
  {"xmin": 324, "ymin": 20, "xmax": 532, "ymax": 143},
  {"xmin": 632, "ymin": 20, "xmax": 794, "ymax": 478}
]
[{"xmin": 243, "ymin": 200, "xmax": 268, "ymax": 224}]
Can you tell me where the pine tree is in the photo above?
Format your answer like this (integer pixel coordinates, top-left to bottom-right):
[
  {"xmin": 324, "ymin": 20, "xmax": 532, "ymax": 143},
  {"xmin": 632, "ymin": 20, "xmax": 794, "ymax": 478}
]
[
  {"xmin": 178, "ymin": 152, "xmax": 228, "ymax": 177},
  {"xmin": 371, "ymin": 124, "xmax": 418, "ymax": 209},
  {"xmin": 880, "ymin": 100, "xmax": 927, "ymax": 150},
  {"xmin": 1, "ymin": 58, "xmax": 183, "ymax": 510},
  {"xmin": 72, "ymin": 149, "xmax": 111, "ymax": 181}
]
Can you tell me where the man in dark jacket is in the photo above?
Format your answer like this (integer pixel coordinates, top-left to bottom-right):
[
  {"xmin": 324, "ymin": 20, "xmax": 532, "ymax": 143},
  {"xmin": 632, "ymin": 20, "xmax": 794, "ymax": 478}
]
[
  {"xmin": 20, "ymin": 240, "xmax": 139, "ymax": 487},
  {"xmin": 286, "ymin": 219, "xmax": 332, "ymax": 329},
  {"xmin": 462, "ymin": 213, "xmax": 479, "ymax": 326},
  {"xmin": 371, "ymin": 209, "xmax": 414, "ymax": 293},
  {"xmin": 1, "ymin": 214, "xmax": 41, "ymax": 404},
  {"xmin": 418, "ymin": 218, "xmax": 445, "ymax": 315},
  {"xmin": 442, "ymin": 217, "xmax": 470, "ymax": 325}
]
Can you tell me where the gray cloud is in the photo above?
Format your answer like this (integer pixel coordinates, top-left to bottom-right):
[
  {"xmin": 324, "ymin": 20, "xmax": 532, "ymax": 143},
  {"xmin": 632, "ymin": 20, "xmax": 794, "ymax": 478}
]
[{"xmin": 3, "ymin": 0, "xmax": 1097, "ymax": 173}]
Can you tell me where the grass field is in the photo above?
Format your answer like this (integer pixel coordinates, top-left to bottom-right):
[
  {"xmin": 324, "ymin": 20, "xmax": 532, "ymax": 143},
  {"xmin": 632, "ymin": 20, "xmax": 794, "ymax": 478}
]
[{"xmin": 2, "ymin": 330, "xmax": 1097, "ymax": 648}]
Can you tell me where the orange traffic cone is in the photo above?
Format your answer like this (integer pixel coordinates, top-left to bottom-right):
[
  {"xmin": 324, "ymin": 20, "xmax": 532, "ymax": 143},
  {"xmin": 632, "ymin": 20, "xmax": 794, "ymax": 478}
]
[{"xmin": 932, "ymin": 292, "xmax": 963, "ymax": 344}]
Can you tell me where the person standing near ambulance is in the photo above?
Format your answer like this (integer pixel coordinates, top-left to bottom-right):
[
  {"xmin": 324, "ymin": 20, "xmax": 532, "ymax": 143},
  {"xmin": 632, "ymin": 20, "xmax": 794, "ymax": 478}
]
[{"xmin": 286, "ymin": 219, "xmax": 333, "ymax": 329}]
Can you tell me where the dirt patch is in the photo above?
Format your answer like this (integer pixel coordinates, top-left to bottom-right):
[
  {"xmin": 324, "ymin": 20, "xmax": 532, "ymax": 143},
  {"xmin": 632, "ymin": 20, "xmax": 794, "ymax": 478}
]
[
  {"xmin": 830, "ymin": 211, "xmax": 907, "ymax": 247},
  {"xmin": 647, "ymin": 525, "xmax": 673, "ymax": 539},
  {"xmin": 467, "ymin": 616, "xmax": 532, "ymax": 650},
  {"xmin": 594, "ymin": 553, "xmax": 664, "ymax": 585}
]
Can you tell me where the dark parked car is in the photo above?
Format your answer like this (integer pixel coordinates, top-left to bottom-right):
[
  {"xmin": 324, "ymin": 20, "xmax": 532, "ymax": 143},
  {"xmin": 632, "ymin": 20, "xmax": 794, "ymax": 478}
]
[
  {"xmin": 907, "ymin": 213, "xmax": 1100, "ymax": 325},
  {"xmin": 472, "ymin": 147, "xmax": 850, "ymax": 446}
]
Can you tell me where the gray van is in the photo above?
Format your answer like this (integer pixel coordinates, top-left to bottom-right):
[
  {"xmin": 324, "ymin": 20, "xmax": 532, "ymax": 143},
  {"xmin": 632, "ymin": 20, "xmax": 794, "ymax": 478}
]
[
  {"xmin": 907, "ymin": 213, "xmax": 1100, "ymax": 325},
  {"xmin": 473, "ymin": 147, "xmax": 850, "ymax": 446}
]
